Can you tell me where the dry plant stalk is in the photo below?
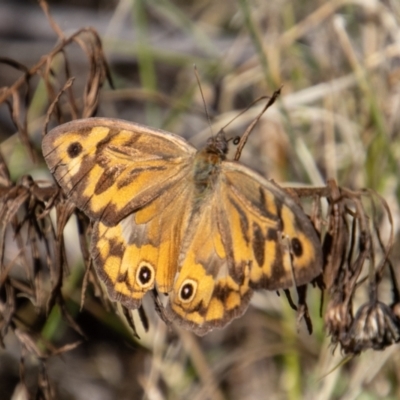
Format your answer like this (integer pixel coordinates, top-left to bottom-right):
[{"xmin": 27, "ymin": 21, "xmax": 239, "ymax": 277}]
[
  {"xmin": 0, "ymin": 1, "xmax": 399, "ymax": 398},
  {"xmin": 0, "ymin": 3, "xmax": 113, "ymax": 398}
]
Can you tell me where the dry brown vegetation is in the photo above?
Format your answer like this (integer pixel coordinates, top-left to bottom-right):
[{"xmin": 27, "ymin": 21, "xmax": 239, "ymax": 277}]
[{"xmin": 1, "ymin": 1, "xmax": 400, "ymax": 399}]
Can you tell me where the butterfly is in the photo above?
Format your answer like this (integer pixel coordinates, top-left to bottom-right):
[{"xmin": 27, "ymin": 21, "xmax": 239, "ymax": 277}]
[{"xmin": 42, "ymin": 117, "xmax": 322, "ymax": 335}]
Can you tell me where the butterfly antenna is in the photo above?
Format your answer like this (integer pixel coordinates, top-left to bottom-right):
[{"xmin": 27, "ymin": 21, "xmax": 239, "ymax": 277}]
[
  {"xmin": 219, "ymin": 95, "xmax": 269, "ymax": 133},
  {"xmin": 234, "ymin": 86, "xmax": 282, "ymax": 161},
  {"xmin": 194, "ymin": 65, "xmax": 214, "ymax": 136}
]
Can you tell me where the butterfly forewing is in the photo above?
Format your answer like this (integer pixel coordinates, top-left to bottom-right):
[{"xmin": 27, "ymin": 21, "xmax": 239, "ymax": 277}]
[
  {"xmin": 221, "ymin": 162, "xmax": 322, "ymax": 290},
  {"xmin": 42, "ymin": 118, "xmax": 196, "ymax": 225}
]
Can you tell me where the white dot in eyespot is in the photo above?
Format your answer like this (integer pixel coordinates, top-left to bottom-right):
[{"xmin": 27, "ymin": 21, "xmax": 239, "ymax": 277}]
[
  {"xmin": 179, "ymin": 279, "xmax": 197, "ymax": 303},
  {"xmin": 136, "ymin": 262, "xmax": 155, "ymax": 289}
]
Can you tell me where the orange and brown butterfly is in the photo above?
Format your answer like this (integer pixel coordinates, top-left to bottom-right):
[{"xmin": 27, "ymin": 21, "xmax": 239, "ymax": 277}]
[{"xmin": 42, "ymin": 116, "xmax": 322, "ymax": 335}]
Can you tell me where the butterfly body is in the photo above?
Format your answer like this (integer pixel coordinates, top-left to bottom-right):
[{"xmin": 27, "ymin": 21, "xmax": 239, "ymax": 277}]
[
  {"xmin": 191, "ymin": 132, "xmax": 227, "ymax": 199},
  {"xmin": 42, "ymin": 117, "xmax": 322, "ymax": 335}
]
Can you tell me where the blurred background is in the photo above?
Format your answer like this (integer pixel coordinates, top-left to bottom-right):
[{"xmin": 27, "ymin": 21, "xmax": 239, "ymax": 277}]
[{"xmin": 1, "ymin": 0, "xmax": 400, "ymax": 399}]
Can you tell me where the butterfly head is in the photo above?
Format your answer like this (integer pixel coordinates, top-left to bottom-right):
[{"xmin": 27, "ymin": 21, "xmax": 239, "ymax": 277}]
[{"xmin": 205, "ymin": 131, "xmax": 229, "ymax": 157}]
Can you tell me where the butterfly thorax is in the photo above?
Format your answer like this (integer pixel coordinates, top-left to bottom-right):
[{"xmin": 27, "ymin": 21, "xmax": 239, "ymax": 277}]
[{"xmin": 192, "ymin": 132, "xmax": 228, "ymax": 196}]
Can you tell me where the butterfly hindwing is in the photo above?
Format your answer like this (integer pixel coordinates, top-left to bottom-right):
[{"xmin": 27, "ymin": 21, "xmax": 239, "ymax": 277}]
[
  {"xmin": 91, "ymin": 176, "xmax": 194, "ymax": 308},
  {"xmin": 166, "ymin": 194, "xmax": 253, "ymax": 335}
]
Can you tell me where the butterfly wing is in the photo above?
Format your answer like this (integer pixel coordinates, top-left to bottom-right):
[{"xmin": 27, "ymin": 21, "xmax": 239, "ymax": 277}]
[
  {"xmin": 166, "ymin": 161, "xmax": 322, "ymax": 335},
  {"xmin": 90, "ymin": 177, "xmax": 194, "ymax": 308},
  {"xmin": 42, "ymin": 118, "xmax": 196, "ymax": 225},
  {"xmin": 220, "ymin": 161, "xmax": 323, "ymax": 290},
  {"xmin": 165, "ymin": 196, "xmax": 253, "ymax": 335}
]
